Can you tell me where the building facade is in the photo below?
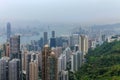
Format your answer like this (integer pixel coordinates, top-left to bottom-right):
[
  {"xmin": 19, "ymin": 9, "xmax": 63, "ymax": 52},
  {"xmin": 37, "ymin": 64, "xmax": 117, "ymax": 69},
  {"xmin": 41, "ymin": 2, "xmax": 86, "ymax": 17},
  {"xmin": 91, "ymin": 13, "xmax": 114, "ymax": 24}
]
[
  {"xmin": 7, "ymin": 22, "xmax": 11, "ymax": 42},
  {"xmin": 0, "ymin": 57, "xmax": 9, "ymax": 80},
  {"xmin": 10, "ymin": 35, "xmax": 20, "ymax": 59},
  {"xmin": 42, "ymin": 45, "xmax": 58, "ymax": 80},
  {"xmin": 29, "ymin": 60, "xmax": 38, "ymax": 80},
  {"xmin": 9, "ymin": 59, "xmax": 21, "ymax": 80}
]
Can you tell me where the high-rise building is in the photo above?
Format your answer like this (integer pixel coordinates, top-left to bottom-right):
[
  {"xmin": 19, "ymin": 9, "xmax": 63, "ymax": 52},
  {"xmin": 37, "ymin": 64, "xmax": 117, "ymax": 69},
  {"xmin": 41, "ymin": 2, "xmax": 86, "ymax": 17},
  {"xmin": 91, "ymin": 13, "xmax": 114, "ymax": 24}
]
[
  {"xmin": 50, "ymin": 31, "xmax": 56, "ymax": 48},
  {"xmin": 4, "ymin": 42, "xmax": 10, "ymax": 57},
  {"xmin": 7, "ymin": 22, "xmax": 11, "ymax": 42},
  {"xmin": 79, "ymin": 35, "xmax": 88, "ymax": 56},
  {"xmin": 50, "ymin": 38, "xmax": 56, "ymax": 48},
  {"xmin": 48, "ymin": 52, "xmax": 58, "ymax": 80},
  {"xmin": 38, "ymin": 37, "xmax": 44, "ymax": 49},
  {"xmin": 71, "ymin": 51, "xmax": 83, "ymax": 72},
  {"xmin": 42, "ymin": 45, "xmax": 51, "ymax": 80},
  {"xmin": 52, "ymin": 31, "xmax": 55, "ymax": 38},
  {"xmin": 74, "ymin": 44, "xmax": 79, "ymax": 52},
  {"xmin": 10, "ymin": 35, "xmax": 20, "ymax": 59},
  {"xmin": 0, "ymin": 57, "xmax": 10, "ymax": 80},
  {"xmin": 22, "ymin": 50, "xmax": 28, "ymax": 71},
  {"xmin": 42, "ymin": 45, "xmax": 58, "ymax": 80},
  {"xmin": 63, "ymin": 47, "xmax": 72, "ymax": 63},
  {"xmin": 70, "ymin": 34, "xmax": 79, "ymax": 47},
  {"xmin": 29, "ymin": 60, "xmax": 38, "ymax": 80},
  {"xmin": 52, "ymin": 47, "xmax": 62, "ymax": 58},
  {"xmin": 102, "ymin": 34, "xmax": 106, "ymax": 42},
  {"xmin": 9, "ymin": 59, "xmax": 21, "ymax": 80},
  {"xmin": 26, "ymin": 53, "xmax": 32, "ymax": 80},
  {"xmin": 43, "ymin": 32, "xmax": 48, "ymax": 45},
  {"xmin": 9, "ymin": 35, "xmax": 22, "ymax": 80},
  {"xmin": 61, "ymin": 71, "xmax": 69, "ymax": 80}
]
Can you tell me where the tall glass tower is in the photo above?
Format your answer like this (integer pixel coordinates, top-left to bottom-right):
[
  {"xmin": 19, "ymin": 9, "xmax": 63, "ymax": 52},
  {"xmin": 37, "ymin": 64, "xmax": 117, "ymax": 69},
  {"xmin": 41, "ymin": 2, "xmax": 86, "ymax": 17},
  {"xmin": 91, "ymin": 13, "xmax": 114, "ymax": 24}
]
[{"xmin": 7, "ymin": 22, "xmax": 11, "ymax": 42}]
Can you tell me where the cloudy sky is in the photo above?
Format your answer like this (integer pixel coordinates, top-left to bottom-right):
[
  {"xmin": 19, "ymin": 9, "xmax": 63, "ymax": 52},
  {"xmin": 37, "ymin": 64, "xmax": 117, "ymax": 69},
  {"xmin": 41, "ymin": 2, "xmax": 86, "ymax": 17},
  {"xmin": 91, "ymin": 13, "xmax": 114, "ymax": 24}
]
[{"xmin": 0, "ymin": 0, "xmax": 120, "ymax": 24}]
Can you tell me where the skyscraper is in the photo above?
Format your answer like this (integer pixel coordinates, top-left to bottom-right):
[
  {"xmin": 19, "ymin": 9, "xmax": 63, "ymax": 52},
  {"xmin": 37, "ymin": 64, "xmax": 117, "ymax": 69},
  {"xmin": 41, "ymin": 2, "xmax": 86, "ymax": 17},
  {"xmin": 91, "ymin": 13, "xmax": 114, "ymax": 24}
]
[
  {"xmin": 79, "ymin": 35, "xmax": 88, "ymax": 56},
  {"xmin": 57, "ymin": 54, "xmax": 69, "ymax": 80},
  {"xmin": 70, "ymin": 34, "xmax": 79, "ymax": 47},
  {"xmin": 29, "ymin": 60, "xmax": 38, "ymax": 80},
  {"xmin": 10, "ymin": 35, "xmax": 20, "ymax": 59},
  {"xmin": 7, "ymin": 22, "xmax": 11, "ymax": 42},
  {"xmin": 102, "ymin": 34, "xmax": 106, "ymax": 42},
  {"xmin": 71, "ymin": 51, "xmax": 83, "ymax": 72},
  {"xmin": 43, "ymin": 32, "xmax": 48, "ymax": 45},
  {"xmin": 48, "ymin": 52, "xmax": 58, "ymax": 80},
  {"xmin": 9, "ymin": 59, "xmax": 21, "ymax": 80},
  {"xmin": 42, "ymin": 45, "xmax": 51, "ymax": 80},
  {"xmin": 50, "ymin": 31, "xmax": 56, "ymax": 48},
  {"xmin": 42, "ymin": 45, "xmax": 58, "ymax": 80},
  {"xmin": 9, "ymin": 35, "xmax": 22, "ymax": 80},
  {"xmin": 26, "ymin": 53, "xmax": 32, "ymax": 80},
  {"xmin": 38, "ymin": 37, "xmax": 44, "ymax": 48},
  {"xmin": 5, "ymin": 42, "xmax": 10, "ymax": 57},
  {"xmin": 22, "ymin": 50, "xmax": 28, "ymax": 71},
  {"xmin": 50, "ymin": 38, "xmax": 56, "ymax": 48},
  {"xmin": 52, "ymin": 31, "xmax": 55, "ymax": 38},
  {"xmin": 0, "ymin": 57, "xmax": 10, "ymax": 80}
]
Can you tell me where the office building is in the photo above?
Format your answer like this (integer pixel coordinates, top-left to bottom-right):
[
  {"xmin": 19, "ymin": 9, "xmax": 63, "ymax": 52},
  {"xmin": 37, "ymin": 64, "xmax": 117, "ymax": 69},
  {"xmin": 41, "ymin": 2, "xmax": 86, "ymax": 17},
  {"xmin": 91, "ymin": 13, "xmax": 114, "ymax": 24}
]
[
  {"xmin": 52, "ymin": 31, "xmax": 55, "ymax": 38},
  {"xmin": 56, "ymin": 35, "xmax": 70, "ymax": 48},
  {"xmin": 50, "ymin": 38, "xmax": 56, "ymax": 48},
  {"xmin": 10, "ymin": 35, "xmax": 20, "ymax": 59},
  {"xmin": 7, "ymin": 22, "xmax": 11, "ymax": 42},
  {"xmin": 38, "ymin": 37, "xmax": 44, "ymax": 49},
  {"xmin": 50, "ymin": 31, "xmax": 56, "ymax": 48},
  {"xmin": 43, "ymin": 32, "xmax": 48, "ymax": 45}
]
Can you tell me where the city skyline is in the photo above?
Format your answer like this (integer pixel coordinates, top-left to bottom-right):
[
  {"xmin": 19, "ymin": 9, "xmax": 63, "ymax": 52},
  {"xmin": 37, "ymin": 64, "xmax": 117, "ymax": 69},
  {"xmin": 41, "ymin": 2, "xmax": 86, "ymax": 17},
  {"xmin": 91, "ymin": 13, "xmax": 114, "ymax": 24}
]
[{"xmin": 0, "ymin": 1, "xmax": 120, "ymax": 80}]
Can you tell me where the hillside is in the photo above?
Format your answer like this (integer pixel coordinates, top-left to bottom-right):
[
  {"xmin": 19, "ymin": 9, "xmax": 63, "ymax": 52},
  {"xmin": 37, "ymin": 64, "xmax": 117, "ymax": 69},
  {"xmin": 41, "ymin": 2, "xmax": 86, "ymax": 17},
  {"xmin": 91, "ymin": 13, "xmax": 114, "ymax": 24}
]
[{"xmin": 75, "ymin": 41, "xmax": 120, "ymax": 80}]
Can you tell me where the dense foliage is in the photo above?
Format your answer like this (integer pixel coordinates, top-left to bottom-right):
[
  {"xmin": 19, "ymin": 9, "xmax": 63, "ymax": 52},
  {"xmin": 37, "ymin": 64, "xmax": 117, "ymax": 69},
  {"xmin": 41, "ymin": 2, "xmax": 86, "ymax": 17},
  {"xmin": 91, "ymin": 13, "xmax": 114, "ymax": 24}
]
[{"xmin": 75, "ymin": 41, "xmax": 120, "ymax": 80}]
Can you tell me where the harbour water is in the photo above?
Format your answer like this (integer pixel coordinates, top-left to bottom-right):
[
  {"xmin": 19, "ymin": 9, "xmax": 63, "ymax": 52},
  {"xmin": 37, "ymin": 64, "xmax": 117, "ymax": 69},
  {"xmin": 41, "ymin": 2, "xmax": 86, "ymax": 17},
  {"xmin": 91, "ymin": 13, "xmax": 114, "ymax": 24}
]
[{"xmin": 0, "ymin": 35, "xmax": 41, "ymax": 45}]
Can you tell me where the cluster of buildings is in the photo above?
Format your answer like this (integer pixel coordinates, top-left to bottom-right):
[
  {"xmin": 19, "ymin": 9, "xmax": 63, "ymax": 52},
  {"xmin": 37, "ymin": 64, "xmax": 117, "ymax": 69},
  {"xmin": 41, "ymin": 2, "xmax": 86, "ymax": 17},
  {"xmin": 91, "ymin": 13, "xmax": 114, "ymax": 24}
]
[
  {"xmin": 0, "ymin": 22, "xmax": 89, "ymax": 80},
  {"xmin": 0, "ymin": 23, "xmax": 39, "ymax": 80},
  {"xmin": 0, "ymin": 27, "xmax": 22, "ymax": 80},
  {"xmin": 107, "ymin": 35, "xmax": 120, "ymax": 43}
]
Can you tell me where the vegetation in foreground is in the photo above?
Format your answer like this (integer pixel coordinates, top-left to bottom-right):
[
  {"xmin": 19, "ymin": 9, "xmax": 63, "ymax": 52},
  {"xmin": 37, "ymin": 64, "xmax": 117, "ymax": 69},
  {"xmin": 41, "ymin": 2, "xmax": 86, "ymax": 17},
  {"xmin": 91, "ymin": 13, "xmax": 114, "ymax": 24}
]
[{"xmin": 74, "ymin": 41, "xmax": 120, "ymax": 80}]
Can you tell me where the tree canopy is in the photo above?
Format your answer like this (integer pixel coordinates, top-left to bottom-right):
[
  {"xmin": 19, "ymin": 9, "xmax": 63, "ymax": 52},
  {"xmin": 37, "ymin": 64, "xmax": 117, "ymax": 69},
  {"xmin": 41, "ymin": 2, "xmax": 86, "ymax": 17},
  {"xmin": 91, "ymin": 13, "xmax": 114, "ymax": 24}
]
[{"xmin": 74, "ymin": 41, "xmax": 120, "ymax": 80}]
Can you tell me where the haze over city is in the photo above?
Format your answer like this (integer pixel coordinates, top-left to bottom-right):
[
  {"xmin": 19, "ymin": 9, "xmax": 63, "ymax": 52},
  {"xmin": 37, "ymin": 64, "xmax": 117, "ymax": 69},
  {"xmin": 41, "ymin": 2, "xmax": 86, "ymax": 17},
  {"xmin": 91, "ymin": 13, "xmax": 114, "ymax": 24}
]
[
  {"xmin": 0, "ymin": 0, "xmax": 120, "ymax": 24},
  {"xmin": 1, "ymin": 1, "xmax": 120, "ymax": 80}
]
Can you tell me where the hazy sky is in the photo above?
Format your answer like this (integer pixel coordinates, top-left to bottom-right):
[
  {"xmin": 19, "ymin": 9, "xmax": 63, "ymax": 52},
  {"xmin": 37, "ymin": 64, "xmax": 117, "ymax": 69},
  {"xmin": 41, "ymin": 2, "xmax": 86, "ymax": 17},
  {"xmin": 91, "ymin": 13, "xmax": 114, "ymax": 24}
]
[{"xmin": 0, "ymin": 0, "xmax": 120, "ymax": 24}]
